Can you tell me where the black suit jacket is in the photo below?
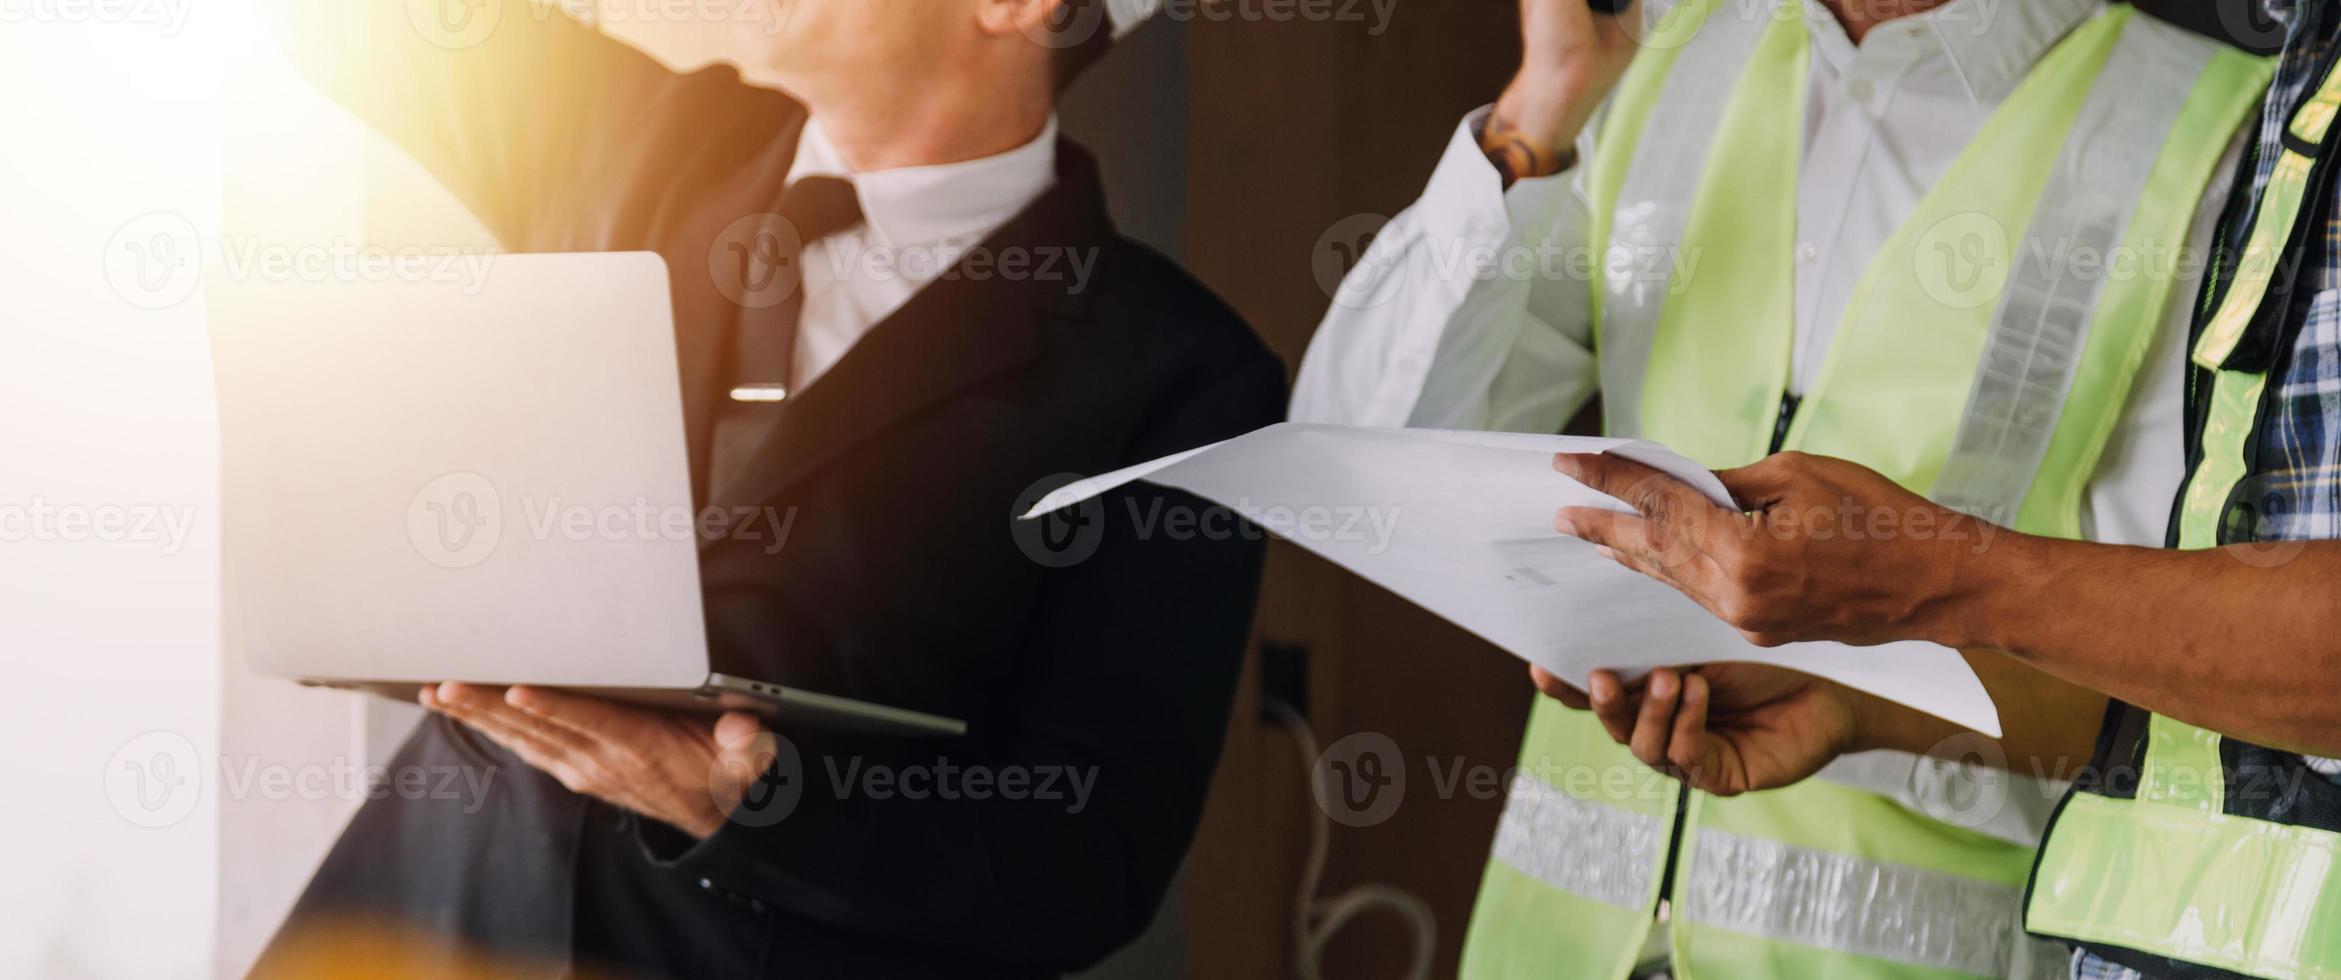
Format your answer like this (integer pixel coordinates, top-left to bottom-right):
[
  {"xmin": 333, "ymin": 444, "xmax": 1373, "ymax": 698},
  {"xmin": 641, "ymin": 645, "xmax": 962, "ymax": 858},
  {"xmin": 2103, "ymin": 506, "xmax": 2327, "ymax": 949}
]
[{"xmin": 261, "ymin": 6, "xmax": 1283, "ymax": 978}]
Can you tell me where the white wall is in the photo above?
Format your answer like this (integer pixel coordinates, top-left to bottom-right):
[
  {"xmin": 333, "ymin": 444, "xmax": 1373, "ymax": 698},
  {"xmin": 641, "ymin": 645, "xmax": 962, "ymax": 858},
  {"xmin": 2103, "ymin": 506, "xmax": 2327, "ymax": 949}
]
[{"xmin": 0, "ymin": 5, "xmax": 227, "ymax": 978}]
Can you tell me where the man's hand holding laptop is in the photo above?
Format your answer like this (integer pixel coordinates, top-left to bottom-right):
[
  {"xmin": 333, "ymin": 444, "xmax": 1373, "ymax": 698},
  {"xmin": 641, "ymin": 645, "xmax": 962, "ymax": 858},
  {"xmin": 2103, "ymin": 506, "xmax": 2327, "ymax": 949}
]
[{"xmin": 420, "ymin": 683, "xmax": 777, "ymax": 839}]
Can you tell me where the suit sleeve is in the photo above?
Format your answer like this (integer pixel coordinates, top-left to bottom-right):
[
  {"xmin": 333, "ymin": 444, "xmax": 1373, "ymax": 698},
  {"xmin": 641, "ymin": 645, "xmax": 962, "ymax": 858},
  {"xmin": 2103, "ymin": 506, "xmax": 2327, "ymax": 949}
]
[
  {"xmin": 269, "ymin": 0, "xmax": 688, "ymax": 247},
  {"xmin": 1290, "ymin": 107, "xmax": 1601, "ymax": 433},
  {"xmin": 642, "ymin": 350, "xmax": 1286, "ymax": 970}
]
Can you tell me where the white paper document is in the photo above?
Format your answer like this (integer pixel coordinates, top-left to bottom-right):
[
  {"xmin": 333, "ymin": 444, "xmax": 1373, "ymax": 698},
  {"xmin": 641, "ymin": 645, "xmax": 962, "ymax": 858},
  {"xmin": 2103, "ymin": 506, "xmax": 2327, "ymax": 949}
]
[{"xmin": 1024, "ymin": 423, "xmax": 1999, "ymax": 737}]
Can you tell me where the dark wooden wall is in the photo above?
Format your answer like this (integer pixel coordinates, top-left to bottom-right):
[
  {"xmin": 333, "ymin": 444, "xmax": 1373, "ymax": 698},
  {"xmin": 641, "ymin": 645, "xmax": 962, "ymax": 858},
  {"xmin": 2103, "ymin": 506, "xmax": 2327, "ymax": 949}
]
[{"xmin": 1174, "ymin": 6, "xmax": 1536, "ymax": 978}]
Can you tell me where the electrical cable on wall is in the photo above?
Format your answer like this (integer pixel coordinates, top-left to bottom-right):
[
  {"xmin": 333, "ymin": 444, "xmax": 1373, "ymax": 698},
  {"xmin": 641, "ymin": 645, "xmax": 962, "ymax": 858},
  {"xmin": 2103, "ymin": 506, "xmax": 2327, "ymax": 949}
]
[{"xmin": 1263, "ymin": 699, "xmax": 1436, "ymax": 980}]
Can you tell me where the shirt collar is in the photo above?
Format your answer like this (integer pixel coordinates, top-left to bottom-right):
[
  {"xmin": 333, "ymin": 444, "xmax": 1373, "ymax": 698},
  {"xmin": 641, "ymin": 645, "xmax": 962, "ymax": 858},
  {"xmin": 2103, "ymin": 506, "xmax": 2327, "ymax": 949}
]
[
  {"xmin": 1799, "ymin": 0, "xmax": 2100, "ymax": 105},
  {"xmin": 786, "ymin": 116, "xmax": 1060, "ymax": 250}
]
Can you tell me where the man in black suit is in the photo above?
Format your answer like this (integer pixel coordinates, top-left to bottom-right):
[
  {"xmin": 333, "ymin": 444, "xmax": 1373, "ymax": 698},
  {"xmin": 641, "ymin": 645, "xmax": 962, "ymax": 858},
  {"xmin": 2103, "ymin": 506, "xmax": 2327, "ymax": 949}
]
[{"xmin": 259, "ymin": 1, "xmax": 1283, "ymax": 977}]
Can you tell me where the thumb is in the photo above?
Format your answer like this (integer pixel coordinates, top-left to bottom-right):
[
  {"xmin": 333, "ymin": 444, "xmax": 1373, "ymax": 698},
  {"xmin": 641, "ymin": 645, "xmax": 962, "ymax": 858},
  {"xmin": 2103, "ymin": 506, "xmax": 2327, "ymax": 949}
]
[
  {"xmin": 1530, "ymin": 665, "xmax": 1591, "ymax": 710},
  {"xmin": 1715, "ymin": 454, "xmax": 1795, "ymax": 511},
  {"xmin": 713, "ymin": 711, "xmax": 775, "ymax": 775},
  {"xmin": 1669, "ymin": 673, "xmax": 1731, "ymax": 793}
]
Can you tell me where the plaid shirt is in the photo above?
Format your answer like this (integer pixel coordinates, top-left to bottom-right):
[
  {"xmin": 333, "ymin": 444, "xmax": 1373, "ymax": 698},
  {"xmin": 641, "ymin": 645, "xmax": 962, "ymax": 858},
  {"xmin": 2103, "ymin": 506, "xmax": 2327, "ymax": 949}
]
[
  {"xmin": 2076, "ymin": 2, "xmax": 2341, "ymax": 978},
  {"xmin": 2234, "ymin": 0, "xmax": 2341, "ymax": 545}
]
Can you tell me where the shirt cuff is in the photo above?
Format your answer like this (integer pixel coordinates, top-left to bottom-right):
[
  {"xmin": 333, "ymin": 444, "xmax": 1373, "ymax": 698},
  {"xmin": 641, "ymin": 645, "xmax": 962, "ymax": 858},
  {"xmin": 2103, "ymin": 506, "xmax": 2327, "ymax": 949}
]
[
  {"xmin": 629, "ymin": 733, "xmax": 900, "ymax": 925},
  {"xmin": 630, "ymin": 765, "xmax": 841, "ymax": 917},
  {"xmin": 1420, "ymin": 107, "xmax": 1579, "ymax": 252}
]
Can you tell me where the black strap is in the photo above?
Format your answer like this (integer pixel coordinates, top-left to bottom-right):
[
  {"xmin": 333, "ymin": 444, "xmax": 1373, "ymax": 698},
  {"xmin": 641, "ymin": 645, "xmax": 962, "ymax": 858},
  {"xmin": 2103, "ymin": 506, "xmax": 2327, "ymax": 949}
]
[{"xmin": 2225, "ymin": 11, "xmax": 2341, "ymax": 372}]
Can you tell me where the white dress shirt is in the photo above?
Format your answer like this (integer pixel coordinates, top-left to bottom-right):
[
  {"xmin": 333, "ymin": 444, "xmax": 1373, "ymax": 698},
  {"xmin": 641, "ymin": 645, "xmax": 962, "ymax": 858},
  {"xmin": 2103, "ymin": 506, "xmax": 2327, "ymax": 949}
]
[
  {"xmin": 1291, "ymin": 0, "xmax": 2244, "ymax": 846},
  {"xmin": 782, "ymin": 116, "xmax": 1059, "ymax": 390}
]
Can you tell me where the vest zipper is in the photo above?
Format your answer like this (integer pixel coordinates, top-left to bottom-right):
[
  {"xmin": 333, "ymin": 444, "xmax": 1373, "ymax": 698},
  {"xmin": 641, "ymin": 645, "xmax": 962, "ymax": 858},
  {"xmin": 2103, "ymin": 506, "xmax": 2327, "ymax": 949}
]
[
  {"xmin": 1652, "ymin": 394, "xmax": 1803, "ymax": 941},
  {"xmin": 1651, "ymin": 782, "xmax": 1692, "ymax": 938},
  {"xmin": 1768, "ymin": 393, "xmax": 1803, "ymax": 456}
]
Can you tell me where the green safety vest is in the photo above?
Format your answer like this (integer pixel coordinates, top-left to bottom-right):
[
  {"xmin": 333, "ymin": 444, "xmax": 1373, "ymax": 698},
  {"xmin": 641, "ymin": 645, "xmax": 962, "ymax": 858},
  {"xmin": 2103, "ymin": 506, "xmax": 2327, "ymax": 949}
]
[
  {"xmin": 1459, "ymin": 3, "xmax": 2270, "ymax": 978},
  {"xmin": 2024, "ymin": 47, "xmax": 2341, "ymax": 980}
]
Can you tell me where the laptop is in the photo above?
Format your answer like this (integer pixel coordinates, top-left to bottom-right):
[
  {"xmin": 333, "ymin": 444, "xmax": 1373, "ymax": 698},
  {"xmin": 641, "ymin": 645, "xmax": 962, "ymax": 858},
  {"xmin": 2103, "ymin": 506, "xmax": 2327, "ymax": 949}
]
[{"xmin": 208, "ymin": 251, "xmax": 964, "ymax": 737}]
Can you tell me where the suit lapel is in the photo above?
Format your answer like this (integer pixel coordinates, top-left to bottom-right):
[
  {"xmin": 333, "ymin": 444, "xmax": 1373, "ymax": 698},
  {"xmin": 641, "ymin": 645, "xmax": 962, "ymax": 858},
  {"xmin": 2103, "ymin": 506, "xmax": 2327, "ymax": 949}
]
[{"xmin": 710, "ymin": 143, "xmax": 1118, "ymax": 511}]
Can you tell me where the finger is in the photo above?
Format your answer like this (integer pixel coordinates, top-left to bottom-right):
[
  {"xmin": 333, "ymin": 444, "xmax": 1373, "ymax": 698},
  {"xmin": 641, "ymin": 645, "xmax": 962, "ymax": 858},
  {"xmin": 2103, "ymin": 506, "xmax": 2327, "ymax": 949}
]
[
  {"xmin": 710, "ymin": 711, "xmax": 777, "ymax": 791},
  {"xmin": 1553, "ymin": 451, "xmax": 1689, "ymax": 517},
  {"xmin": 442, "ymin": 696, "xmax": 577, "ymax": 773},
  {"xmin": 1587, "ymin": 670, "xmax": 1636, "ymax": 745},
  {"xmin": 1529, "ymin": 666, "xmax": 1591, "ymax": 709},
  {"xmin": 1714, "ymin": 453, "xmax": 1799, "ymax": 510},
  {"xmin": 1557, "ymin": 469, "xmax": 1728, "ymax": 590},
  {"xmin": 438, "ymin": 683, "xmax": 590, "ymax": 754},
  {"xmin": 1589, "ymin": 529, "xmax": 1694, "ymax": 585},
  {"xmin": 1752, "ymin": 499, "xmax": 1801, "ymax": 543},
  {"xmin": 1628, "ymin": 669, "xmax": 1683, "ymax": 772},
  {"xmin": 1584, "ymin": 522, "xmax": 1727, "ymax": 611},
  {"xmin": 714, "ymin": 710, "xmax": 769, "ymax": 750},
  {"xmin": 1555, "ymin": 507, "xmax": 1666, "ymax": 566},
  {"xmin": 1668, "ymin": 673, "xmax": 1722, "ymax": 791},
  {"xmin": 716, "ymin": 711, "xmax": 776, "ymax": 773},
  {"xmin": 505, "ymin": 685, "xmax": 648, "ymax": 742}
]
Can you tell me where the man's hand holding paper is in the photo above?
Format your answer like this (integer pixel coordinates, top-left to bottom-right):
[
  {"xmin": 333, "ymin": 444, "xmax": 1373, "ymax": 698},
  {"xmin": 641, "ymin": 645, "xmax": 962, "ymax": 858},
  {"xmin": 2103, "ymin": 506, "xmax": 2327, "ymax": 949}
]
[
  {"xmin": 1543, "ymin": 447, "xmax": 2111, "ymax": 797},
  {"xmin": 1021, "ymin": 423, "xmax": 2003, "ymax": 737},
  {"xmin": 1548, "ymin": 448, "xmax": 2006, "ymax": 649}
]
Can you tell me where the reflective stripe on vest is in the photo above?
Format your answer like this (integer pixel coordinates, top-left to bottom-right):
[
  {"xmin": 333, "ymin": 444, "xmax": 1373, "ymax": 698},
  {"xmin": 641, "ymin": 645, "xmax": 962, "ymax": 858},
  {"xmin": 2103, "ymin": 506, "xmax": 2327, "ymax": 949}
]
[
  {"xmin": 1681, "ymin": 824, "xmax": 2034, "ymax": 977},
  {"xmin": 1931, "ymin": 14, "xmax": 2224, "ymax": 526},
  {"xmin": 1460, "ymin": 3, "xmax": 2272, "ymax": 979},
  {"xmin": 1489, "ymin": 774, "xmax": 1668, "ymax": 909},
  {"xmin": 2191, "ymin": 52, "xmax": 2341, "ymax": 374},
  {"xmin": 1490, "ymin": 772, "xmax": 2053, "ymax": 977},
  {"xmin": 1587, "ymin": 0, "xmax": 1775, "ymax": 440},
  {"xmin": 2025, "ymin": 48, "xmax": 2341, "ymax": 980}
]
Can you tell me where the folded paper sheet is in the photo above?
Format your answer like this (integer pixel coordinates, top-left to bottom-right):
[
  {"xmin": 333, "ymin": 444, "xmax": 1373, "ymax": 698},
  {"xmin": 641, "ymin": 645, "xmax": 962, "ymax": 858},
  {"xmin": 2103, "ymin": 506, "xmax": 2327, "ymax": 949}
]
[{"xmin": 1024, "ymin": 423, "xmax": 1999, "ymax": 737}]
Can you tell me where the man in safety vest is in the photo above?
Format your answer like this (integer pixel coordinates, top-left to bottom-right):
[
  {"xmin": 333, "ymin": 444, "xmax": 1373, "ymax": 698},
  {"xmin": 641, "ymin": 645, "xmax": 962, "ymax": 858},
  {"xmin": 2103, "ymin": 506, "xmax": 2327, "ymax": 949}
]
[
  {"xmin": 1543, "ymin": 2, "xmax": 2341, "ymax": 978},
  {"xmin": 1292, "ymin": 0, "xmax": 2269, "ymax": 976}
]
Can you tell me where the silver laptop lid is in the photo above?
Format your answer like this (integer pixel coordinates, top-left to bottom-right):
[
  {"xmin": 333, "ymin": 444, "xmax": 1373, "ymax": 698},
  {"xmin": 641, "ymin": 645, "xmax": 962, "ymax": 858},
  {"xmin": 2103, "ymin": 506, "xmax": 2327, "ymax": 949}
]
[{"xmin": 210, "ymin": 251, "xmax": 711, "ymax": 689}]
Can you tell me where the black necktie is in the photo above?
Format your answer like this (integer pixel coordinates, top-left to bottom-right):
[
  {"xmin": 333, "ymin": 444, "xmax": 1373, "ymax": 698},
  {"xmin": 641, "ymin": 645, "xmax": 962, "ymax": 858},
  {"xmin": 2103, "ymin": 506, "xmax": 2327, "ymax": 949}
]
[{"xmin": 707, "ymin": 176, "xmax": 864, "ymax": 506}]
